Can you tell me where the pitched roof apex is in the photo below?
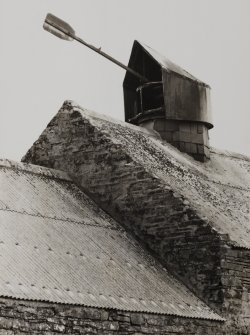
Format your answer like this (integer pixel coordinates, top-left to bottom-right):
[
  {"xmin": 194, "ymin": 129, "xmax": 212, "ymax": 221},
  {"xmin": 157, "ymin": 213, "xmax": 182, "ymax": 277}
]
[{"xmin": 133, "ymin": 40, "xmax": 210, "ymax": 87}]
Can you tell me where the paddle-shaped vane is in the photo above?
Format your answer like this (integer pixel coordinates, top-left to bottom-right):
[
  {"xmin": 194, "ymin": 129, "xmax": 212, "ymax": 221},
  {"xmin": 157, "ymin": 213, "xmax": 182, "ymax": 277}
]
[{"xmin": 43, "ymin": 13, "xmax": 147, "ymax": 82}]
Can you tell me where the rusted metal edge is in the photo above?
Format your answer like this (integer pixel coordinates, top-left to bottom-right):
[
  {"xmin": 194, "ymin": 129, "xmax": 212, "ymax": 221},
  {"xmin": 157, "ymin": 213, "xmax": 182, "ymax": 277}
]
[{"xmin": 0, "ymin": 294, "xmax": 225, "ymax": 322}]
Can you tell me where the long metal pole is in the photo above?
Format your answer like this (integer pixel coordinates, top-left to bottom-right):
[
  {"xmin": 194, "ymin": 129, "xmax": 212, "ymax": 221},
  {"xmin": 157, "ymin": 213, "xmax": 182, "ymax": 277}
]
[{"xmin": 45, "ymin": 19, "xmax": 148, "ymax": 83}]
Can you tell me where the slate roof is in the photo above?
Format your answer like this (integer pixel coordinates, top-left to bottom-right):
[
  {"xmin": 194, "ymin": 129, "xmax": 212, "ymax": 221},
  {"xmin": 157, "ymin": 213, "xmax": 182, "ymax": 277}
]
[
  {"xmin": 0, "ymin": 159, "xmax": 222, "ymax": 320},
  {"xmin": 61, "ymin": 102, "xmax": 250, "ymax": 250}
]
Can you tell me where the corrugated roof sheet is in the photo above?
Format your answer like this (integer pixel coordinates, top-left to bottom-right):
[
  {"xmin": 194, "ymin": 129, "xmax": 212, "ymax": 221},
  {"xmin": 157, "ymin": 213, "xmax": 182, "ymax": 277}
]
[
  {"xmin": 0, "ymin": 160, "xmax": 222, "ymax": 320},
  {"xmin": 71, "ymin": 104, "xmax": 250, "ymax": 250}
]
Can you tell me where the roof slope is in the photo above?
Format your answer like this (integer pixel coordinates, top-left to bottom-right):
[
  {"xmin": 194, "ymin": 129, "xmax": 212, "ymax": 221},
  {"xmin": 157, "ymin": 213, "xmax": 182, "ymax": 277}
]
[
  {"xmin": 134, "ymin": 41, "xmax": 208, "ymax": 86},
  {"xmin": 53, "ymin": 102, "xmax": 250, "ymax": 250},
  {"xmin": 0, "ymin": 159, "xmax": 221, "ymax": 320}
]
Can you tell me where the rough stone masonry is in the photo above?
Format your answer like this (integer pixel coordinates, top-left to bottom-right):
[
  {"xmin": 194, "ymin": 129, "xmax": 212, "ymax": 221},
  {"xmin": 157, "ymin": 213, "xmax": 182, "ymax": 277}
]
[
  {"xmin": 21, "ymin": 101, "xmax": 250, "ymax": 334},
  {"xmin": 0, "ymin": 298, "xmax": 225, "ymax": 335}
]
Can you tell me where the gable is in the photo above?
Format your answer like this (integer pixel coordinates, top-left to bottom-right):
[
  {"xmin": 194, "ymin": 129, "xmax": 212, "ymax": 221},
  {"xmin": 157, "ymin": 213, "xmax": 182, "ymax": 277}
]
[
  {"xmin": 124, "ymin": 41, "xmax": 208, "ymax": 86},
  {"xmin": 23, "ymin": 102, "xmax": 250, "ymax": 250}
]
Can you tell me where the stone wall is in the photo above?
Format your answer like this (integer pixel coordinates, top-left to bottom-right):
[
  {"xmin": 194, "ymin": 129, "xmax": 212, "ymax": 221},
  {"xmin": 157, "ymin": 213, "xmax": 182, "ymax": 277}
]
[
  {"xmin": 22, "ymin": 102, "xmax": 250, "ymax": 334},
  {"xmin": 220, "ymin": 247, "xmax": 250, "ymax": 333},
  {"xmin": 21, "ymin": 103, "xmax": 223, "ymax": 307},
  {"xmin": 22, "ymin": 104, "xmax": 223, "ymax": 310},
  {"xmin": 0, "ymin": 298, "xmax": 223, "ymax": 335}
]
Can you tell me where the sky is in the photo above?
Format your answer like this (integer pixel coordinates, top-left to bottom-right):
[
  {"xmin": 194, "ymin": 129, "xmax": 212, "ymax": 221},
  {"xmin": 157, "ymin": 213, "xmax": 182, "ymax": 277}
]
[{"xmin": 0, "ymin": 0, "xmax": 249, "ymax": 160}]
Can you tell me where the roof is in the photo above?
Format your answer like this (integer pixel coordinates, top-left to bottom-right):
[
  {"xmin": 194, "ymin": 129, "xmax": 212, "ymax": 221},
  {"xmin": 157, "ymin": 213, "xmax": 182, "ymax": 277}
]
[
  {"xmin": 61, "ymin": 102, "xmax": 250, "ymax": 250},
  {"xmin": 0, "ymin": 159, "xmax": 222, "ymax": 320},
  {"xmin": 133, "ymin": 41, "xmax": 209, "ymax": 86}
]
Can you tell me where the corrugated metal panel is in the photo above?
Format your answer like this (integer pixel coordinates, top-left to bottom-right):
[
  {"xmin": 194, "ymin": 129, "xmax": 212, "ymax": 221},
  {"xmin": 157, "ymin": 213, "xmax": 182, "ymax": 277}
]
[
  {"xmin": 0, "ymin": 162, "xmax": 222, "ymax": 320},
  {"xmin": 0, "ymin": 160, "xmax": 114, "ymax": 229}
]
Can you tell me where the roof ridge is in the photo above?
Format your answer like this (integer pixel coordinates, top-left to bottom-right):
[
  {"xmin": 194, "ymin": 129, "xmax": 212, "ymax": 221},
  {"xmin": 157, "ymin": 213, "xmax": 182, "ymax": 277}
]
[{"xmin": 134, "ymin": 40, "xmax": 209, "ymax": 87}]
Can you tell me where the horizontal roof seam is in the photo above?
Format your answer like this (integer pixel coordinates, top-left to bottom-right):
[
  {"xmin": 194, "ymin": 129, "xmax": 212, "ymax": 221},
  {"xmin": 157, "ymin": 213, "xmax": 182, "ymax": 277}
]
[
  {"xmin": 0, "ymin": 162, "xmax": 71, "ymax": 182},
  {"xmin": 205, "ymin": 178, "xmax": 250, "ymax": 192},
  {"xmin": 0, "ymin": 208, "xmax": 120, "ymax": 231},
  {"xmin": 0, "ymin": 294, "xmax": 224, "ymax": 321},
  {"xmin": 210, "ymin": 150, "xmax": 250, "ymax": 162}
]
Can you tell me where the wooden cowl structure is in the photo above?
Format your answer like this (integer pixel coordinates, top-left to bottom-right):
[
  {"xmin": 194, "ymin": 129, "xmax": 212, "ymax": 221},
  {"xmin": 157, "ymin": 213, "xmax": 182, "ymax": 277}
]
[{"xmin": 123, "ymin": 40, "xmax": 213, "ymax": 162}]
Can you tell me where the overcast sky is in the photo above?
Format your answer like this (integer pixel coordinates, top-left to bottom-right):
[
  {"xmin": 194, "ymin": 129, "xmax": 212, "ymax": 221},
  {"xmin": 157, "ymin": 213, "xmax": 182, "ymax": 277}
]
[{"xmin": 0, "ymin": 0, "xmax": 249, "ymax": 160}]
